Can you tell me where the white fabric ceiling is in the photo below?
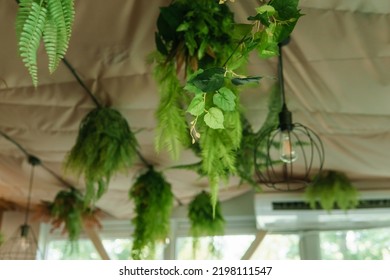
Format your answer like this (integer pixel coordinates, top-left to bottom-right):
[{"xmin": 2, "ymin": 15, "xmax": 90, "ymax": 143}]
[{"xmin": 0, "ymin": 0, "xmax": 389, "ymax": 218}]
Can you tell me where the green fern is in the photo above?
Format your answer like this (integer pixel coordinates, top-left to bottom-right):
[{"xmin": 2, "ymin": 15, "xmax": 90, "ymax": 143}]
[
  {"xmin": 65, "ymin": 107, "xmax": 138, "ymax": 206},
  {"xmin": 199, "ymin": 108, "xmax": 242, "ymax": 212},
  {"xmin": 129, "ymin": 167, "xmax": 174, "ymax": 260},
  {"xmin": 305, "ymin": 170, "xmax": 359, "ymax": 211},
  {"xmin": 16, "ymin": 0, "xmax": 75, "ymax": 85},
  {"xmin": 188, "ymin": 191, "xmax": 225, "ymax": 256},
  {"xmin": 154, "ymin": 60, "xmax": 191, "ymax": 159},
  {"xmin": 44, "ymin": 0, "xmax": 74, "ymax": 73},
  {"xmin": 16, "ymin": 0, "xmax": 47, "ymax": 86}
]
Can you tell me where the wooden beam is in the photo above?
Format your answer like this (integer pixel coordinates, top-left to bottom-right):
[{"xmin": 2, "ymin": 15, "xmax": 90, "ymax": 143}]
[
  {"xmin": 241, "ymin": 230, "xmax": 267, "ymax": 260},
  {"xmin": 82, "ymin": 222, "xmax": 110, "ymax": 260}
]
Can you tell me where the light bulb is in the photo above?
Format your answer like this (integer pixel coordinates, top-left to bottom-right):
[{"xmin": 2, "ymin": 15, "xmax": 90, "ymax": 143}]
[
  {"xmin": 279, "ymin": 131, "xmax": 297, "ymax": 163},
  {"xmin": 18, "ymin": 236, "xmax": 30, "ymax": 251}
]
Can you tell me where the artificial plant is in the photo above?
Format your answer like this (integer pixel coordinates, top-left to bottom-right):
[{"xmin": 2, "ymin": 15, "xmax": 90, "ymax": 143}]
[
  {"xmin": 65, "ymin": 107, "xmax": 138, "ymax": 206},
  {"xmin": 16, "ymin": 0, "xmax": 75, "ymax": 86},
  {"xmin": 152, "ymin": 0, "xmax": 302, "ymax": 210},
  {"xmin": 305, "ymin": 170, "xmax": 359, "ymax": 211},
  {"xmin": 36, "ymin": 188, "xmax": 101, "ymax": 242},
  {"xmin": 129, "ymin": 167, "xmax": 174, "ymax": 260},
  {"xmin": 188, "ymin": 191, "xmax": 225, "ymax": 256}
]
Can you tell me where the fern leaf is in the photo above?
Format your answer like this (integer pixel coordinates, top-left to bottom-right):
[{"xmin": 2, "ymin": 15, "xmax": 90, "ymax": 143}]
[
  {"xmin": 154, "ymin": 62, "xmax": 190, "ymax": 159},
  {"xmin": 16, "ymin": 0, "xmax": 48, "ymax": 86},
  {"xmin": 60, "ymin": 0, "xmax": 75, "ymax": 40},
  {"xmin": 44, "ymin": 0, "xmax": 74, "ymax": 72}
]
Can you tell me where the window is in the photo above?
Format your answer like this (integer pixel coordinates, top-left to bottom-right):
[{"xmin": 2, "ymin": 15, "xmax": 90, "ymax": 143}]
[{"xmin": 320, "ymin": 228, "xmax": 390, "ymax": 260}]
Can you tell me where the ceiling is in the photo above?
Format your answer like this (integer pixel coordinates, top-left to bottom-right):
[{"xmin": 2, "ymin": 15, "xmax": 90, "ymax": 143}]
[{"xmin": 0, "ymin": 0, "xmax": 389, "ymax": 219}]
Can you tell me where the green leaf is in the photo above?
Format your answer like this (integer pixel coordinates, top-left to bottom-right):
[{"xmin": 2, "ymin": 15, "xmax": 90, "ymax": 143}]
[
  {"xmin": 256, "ymin": 5, "xmax": 276, "ymax": 15},
  {"xmin": 44, "ymin": 0, "xmax": 75, "ymax": 73},
  {"xmin": 231, "ymin": 76, "xmax": 262, "ymax": 85},
  {"xmin": 16, "ymin": 0, "xmax": 48, "ymax": 86},
  {"xmin": 187, "ymin": 94, "xmax": 205, "ymax": 116},
  {"xmin": 184, "ymin": 83, "xmax": 204, "ymax": 95},
  {"xmin": 213, "ymin": 87, "xmax": 236, "ymax": 111},
  {"xmin": 176, "ymin": 21, "xmax": 190, "ymax": 32},
  {"xmin": 188, "ymin": 67, "xmax": 225, "ymax": 92},
  {"xmin": 204, "ymin": 107, "xmax": 224, "ymax": 129},
  {"xmin": 270, "ymin": 0, "xmax": 302, "ymax": 42}
]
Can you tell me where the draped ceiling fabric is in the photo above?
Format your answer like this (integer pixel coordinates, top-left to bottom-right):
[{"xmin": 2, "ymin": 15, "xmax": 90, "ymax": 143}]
[{"xmin": 0, "ymin": 0, "xmax": 390, "ymax": 219}]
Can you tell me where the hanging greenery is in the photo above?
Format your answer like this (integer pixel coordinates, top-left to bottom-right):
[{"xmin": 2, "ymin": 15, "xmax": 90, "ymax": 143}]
[
  {"xmin": 305, "ymin": 170, "xmax": 359, "ymax": 211},
  {"xmin": 65, "ymin": 107, "xmax": 138, "ymax": 206},
  {"xmin": 0, "ymin": 232, "xmax": 4, "ymax": 246},
  {"xmin": 36, "ymin": 188, "xmax": 101, "ymax": 242},
  {"xmin": 16, "ymin": 0, "xmax": 75, "ymax": 86},
  {"xmin": 129, "ymin": 167, "xmax": 174, "ymax": 260},
  {"xmin": 152, "ymin": 0, "xmax": 302, "ymax": 210},
  {"xmin": 188, "ymin": 191, "xmax": 225, "ymax": 256}
]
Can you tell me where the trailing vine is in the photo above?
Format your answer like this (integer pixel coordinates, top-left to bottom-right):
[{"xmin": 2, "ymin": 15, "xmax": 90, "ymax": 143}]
[
  {"xmin": 188, "ymin": 191, "xmax": 225, "ymax": 256},
  {"xmin": 152, "ymin": 0, "xmax": 302, "ymax": 210},
  {"xmin": 16, "ymin": 0, "xmax": 75, "ymax": 86},
  {"xmin": 65, "ymin": 107, "xmax": 138, "ymax": 206},
  {"xmin": 129, "ymin": 167, "xmax": 174, "ymax": 260},
  {"xmin": 305, "ymin": 170, "xmax": 359, "ymax": 211},
  {"xmin": 36, "ymin": 188, "xmax": 101, "ymax": 242}
]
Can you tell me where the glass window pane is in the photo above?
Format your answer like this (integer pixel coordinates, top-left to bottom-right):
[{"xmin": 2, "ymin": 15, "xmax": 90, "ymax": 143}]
[
  {"xmin": 320, "ymin": 228, "xmax": 390, "ymax": 260},
  {"xmin": 176, "ymin": 235, "xmax": 255, "ymax": 260},
  {"xmin": 46, "ymin": 239, "xmax": 100, "ymax": 260},
  {"xmin": 46, "ymin": 238, "xmax": 164, "ymax": 260},
  {"xmin": 251, "ymin": 234, "xmax": 300, "ymax": 260}
]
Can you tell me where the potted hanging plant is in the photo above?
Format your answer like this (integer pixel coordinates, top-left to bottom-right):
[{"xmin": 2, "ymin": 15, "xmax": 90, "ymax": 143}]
[
  {"xmin": 36, "ymin": 188, "xmax": 102, "ymax": 242},
  {"xmin": 305, "ymin": 170, "xmax": 359, "ymax": 211},
  {"xmin": 65, "ymin": 107, "xmax": 139, "ymax": 206},
  {"xmin": 152, "ymin": 0, "xmax": 302, "ymax": 211},
  {"xmin": 129, "ymin": 167, "xmax": 174, "ymax": 260},
  {"xmin": 188, "ymin": 191, "xmax": 225, "ymax": 257}
]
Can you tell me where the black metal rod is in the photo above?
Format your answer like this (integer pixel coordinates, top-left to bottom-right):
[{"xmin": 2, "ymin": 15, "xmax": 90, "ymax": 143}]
[
  {"xmin": 278, "ymin": 43, "xmax": 287, "ymax": 107},
  {"xmin": 62, "ymin": 58, "xmax": 102, "ymax": 108},
  {"xmin": 23, "ymin": 164, "xmax": 35, "ymax": 225}
]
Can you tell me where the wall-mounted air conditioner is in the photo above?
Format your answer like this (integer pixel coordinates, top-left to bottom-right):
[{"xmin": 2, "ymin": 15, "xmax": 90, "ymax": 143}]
[{"xmin": 254, "ymin": 190, "xmax": 390, "ymax": 231}]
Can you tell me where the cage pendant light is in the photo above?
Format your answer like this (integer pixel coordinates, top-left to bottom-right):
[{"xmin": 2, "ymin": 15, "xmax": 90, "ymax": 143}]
[
  {"xmin": 254, "ymin": 41, "xmax": 325, "ymax": 191},
  {"xmin": 0, "ymin": 156, "xmax": 42, "ymax": 259}
]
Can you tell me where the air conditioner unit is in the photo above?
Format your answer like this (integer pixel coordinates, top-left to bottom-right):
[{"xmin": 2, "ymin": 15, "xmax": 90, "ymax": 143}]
[{"xmin": 254, "ymin": 190, "xmax": 390, "ymax": 231}]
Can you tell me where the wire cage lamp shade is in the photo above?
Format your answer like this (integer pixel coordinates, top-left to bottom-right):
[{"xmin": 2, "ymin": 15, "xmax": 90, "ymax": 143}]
[
  {"xmin": 254, "ymin": 41, "xmax": 325, "ymax": 191},
  {"xmin": 0, "ymin": 155, "xmax": 42, "ymax": 259}
]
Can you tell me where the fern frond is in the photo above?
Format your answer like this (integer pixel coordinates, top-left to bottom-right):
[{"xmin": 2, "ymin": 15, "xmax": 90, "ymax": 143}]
[
  {"xmin": 44, "ymin": 0, "xmax": 74, "ymax": 72},
  {"xmin": 154, "ymin": 61, "xmax": 190, "ymax": 159},
  {"xmin": 16, "ymin": 0, "xmax": 48, "ymax": 86}
]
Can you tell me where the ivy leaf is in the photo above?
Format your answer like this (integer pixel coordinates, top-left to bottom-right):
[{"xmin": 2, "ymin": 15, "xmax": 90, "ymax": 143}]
[
  {"xmin": 231, "ymin": 76, "xmax": 262, "ymax": 85},
  {"xmin": 213, "ymin": 87, "xmax": 236, "ymax": 111},
  {"xmin": 270, "ymin": 0, "xmax": 302, "ymax": 42},
  {"xmin": 184, "ymin": 83, "xmax": 204, "ymax": 95},
  {"xmin": 204, "ymin": 107, "xmax": 224, "ymax": 129},
  {"xmin": 188, "ymin": 67, "xmax": 225, "ymax": 92},
  {"xmin": 187, "ymin": 94, "xmax": 205, "ymax": 116}
]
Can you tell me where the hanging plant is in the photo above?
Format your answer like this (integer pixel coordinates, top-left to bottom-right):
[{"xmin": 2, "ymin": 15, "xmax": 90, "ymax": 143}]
[
  {"xmin": 36, "ymin": 188, "xmax": 101, "ymax": 242},
  {"xmin": 188, "ymin": 191, "xmax": 225, "ymax": 256},
  {"xmin": 305, "ymin": 170, "xmax": 360, "ymax": 211},
  {"xmin": 16, "ymin": 0, "xmax": 75, "ymax": 86},
  {"xmin": 0, "ymin": 232, "xmax": 4, "ymax": 246},
  {"xmin": 129, "ymin": 167, "xmax": 174, "ymax": 260},
  {"xmin": 152, "ymin": 0, "xmax": 302, "ymax": 211},
  {"xmin": 65, "ymin": 107, "xmax": 138, "ymax": 205},
  {"xmin": 151, "ymin": 0, "xmax": 238, "ymax": 159}
]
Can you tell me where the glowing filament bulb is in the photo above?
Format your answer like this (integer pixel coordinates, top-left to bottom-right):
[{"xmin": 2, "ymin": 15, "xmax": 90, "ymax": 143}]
[{"xmin": 280, "ymin": 131, "xmax": 297, "ymax": 163}]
